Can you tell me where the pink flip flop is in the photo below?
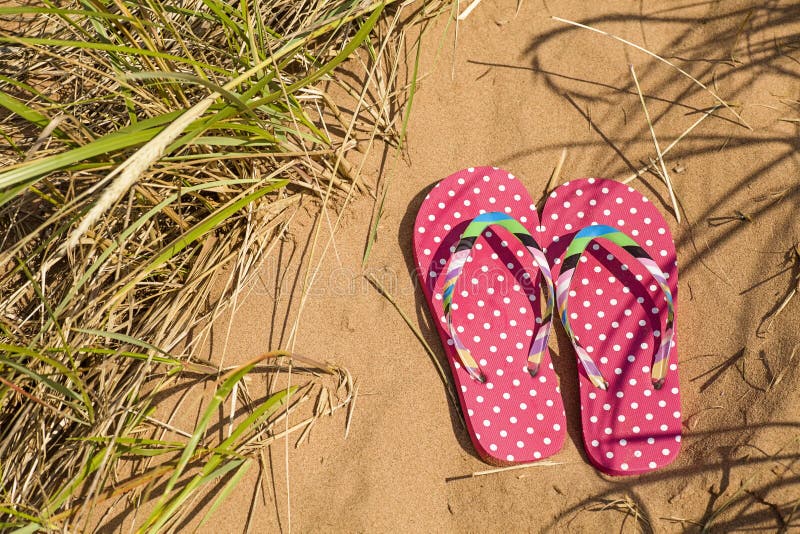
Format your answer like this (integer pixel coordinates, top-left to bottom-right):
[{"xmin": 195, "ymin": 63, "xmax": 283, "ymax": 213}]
[
  {"xmin": 413, "ymin": 166, "xmax": 566, "ymax": 465},
  {"xmin": 542, "ymin": 178, "xmax": 681, "ymax": 475}
]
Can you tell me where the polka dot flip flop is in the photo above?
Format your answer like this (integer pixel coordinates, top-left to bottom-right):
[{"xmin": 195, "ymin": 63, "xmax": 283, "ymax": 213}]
[
  {"xmin": 413, "ymin": 166, "xmax": 566, "ymax": 465},
  {"xmin": 542, "ymin": 178, "xmax": 681, "ymax": 475}
]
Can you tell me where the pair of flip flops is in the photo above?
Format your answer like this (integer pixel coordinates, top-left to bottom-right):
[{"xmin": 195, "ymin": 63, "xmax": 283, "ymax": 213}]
[{"xmin": 413, "ymin": 167, "xmax": 681, "ymax": 475}]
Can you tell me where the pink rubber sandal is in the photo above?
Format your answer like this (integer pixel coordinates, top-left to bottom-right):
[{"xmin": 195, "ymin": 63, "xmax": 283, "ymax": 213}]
[
  {"xmin": 413, "ymin": 166, "xmax": 566, "ymax": 465},
  {"xmin": 542, "ymin": 178, "xmax": 681, "ymax": 475}
]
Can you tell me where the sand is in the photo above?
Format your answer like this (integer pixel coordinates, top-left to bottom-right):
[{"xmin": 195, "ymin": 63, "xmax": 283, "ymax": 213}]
[{"xmin": 166, "ymin": 1, "xmax": 799, "ymax": 531}]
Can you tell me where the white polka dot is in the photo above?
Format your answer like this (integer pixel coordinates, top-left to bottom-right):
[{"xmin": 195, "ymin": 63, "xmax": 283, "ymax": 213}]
[
  {"xmin": 490, "ymin": 444, "xmax": 498, "ymax": 451},
  {"xmin": 543, "ymin": 437, "xmax": 552, "ymax": 445},
  {"xmin": 633, "ymin": 426, "xmax": 641, "ymax": 433},
  {"xmin": 591, "ymin": 440, "xmax": 599, "ymax": 447},
  {"xmin": 634, "ymin": 450, "xmax": 642, "ymax": 457},
  {"xmin": 483, "ymin": 420, "xmax": 491, "ymax": 427},
  {"xmin": 606, "ymin": 451, "xmax": 614, "ymax": 459},
  {"xmin": 649, "ymin": 461, "xmax": 657, "ymax": 469},
  {"xmin": 507, "ymin": 455, "xmax": 515, "ymax": 461},
  {"xmin": 477, "ymin": 396, "xmax": 484, "ymax": 403}
]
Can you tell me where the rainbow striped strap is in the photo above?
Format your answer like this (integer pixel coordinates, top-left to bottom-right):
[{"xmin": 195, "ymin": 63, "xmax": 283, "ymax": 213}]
[
  {"xmin": 441, "ymin": 212, "xmax": 554, "ymax": 383},
  {"xmin": 556, "ymin": 224, "xmax": 675, "ymax": 391}
]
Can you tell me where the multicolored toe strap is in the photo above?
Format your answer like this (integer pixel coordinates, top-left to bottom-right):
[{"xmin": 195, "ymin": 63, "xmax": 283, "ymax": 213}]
[
  {"xmin": 556, "ymin": 224, "xmax": 675, "ymax": 391},
  {"xmin": 441, "ymin": 212, "xmax": 555, "ymax": 383}
]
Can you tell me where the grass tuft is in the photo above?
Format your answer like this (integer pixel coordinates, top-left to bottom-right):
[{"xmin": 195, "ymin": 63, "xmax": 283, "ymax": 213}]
[{"xmin": 0, "ymin": 1, "xmax": 429, "ymax": 530}]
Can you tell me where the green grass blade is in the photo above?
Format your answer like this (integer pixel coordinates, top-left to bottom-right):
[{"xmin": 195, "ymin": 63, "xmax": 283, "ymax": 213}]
[
  {"xmin": 0, "ymin": 345, "xmax": 84, "ymax": 405},
  {"xmin": 248, "ymin": 4, "xmax": 384, "ymax": 109},
  {"xmin": 142, "ymin": 354, "xmax": 293, "ymax": 531},
  {"xmin": 146, "ymin": 386, "xmax": 295, "ymax": 532},
  {"xmin": 110, "ymin": 180, "xmax": 288, "ymax": 304},
  {"xmin": 194, "ymin": 459, "xmax": 252, "ymax": 532},
  {"xmin": 0, "ymin": 128, "xmax": 157, "ymax": 207},
  {"xmin": 0, "ymin": 90, "xmax": 51, "ymax": 128},
  {"xmin": 0, "ymin": 37, "xmax": 229, "ymax": 75}
]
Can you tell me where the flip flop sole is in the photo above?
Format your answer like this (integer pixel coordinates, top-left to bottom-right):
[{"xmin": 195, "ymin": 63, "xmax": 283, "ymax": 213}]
[
  {"xmin": 542, "ymin": 178, "xmax": 681, "ymax": 475},
  {"xmin": 413, "ymin": 166, "xmax": 566, "ymax": 464}
]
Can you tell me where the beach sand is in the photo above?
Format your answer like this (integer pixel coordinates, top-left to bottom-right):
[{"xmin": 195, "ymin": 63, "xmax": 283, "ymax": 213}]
[{"xmin": 191, "ymin": 1, "xmax": 800, "ymax": 531}]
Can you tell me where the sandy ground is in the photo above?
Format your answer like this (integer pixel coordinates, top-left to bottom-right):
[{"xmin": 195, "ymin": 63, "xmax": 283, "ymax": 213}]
[{"xmin": 115, "ymin": 1, "xmax": 800, "ymax": 532}]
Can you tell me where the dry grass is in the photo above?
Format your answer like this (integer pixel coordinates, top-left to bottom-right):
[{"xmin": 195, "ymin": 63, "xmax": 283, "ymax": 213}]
[{"xmin": 0, "ymin": 1, "xmax": 442, "ymax": 530}]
